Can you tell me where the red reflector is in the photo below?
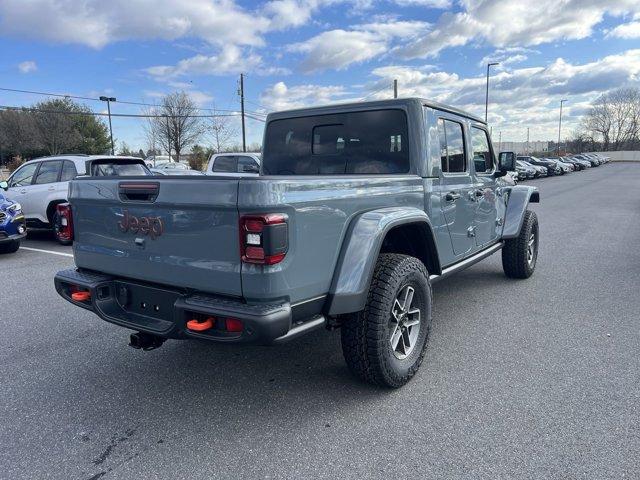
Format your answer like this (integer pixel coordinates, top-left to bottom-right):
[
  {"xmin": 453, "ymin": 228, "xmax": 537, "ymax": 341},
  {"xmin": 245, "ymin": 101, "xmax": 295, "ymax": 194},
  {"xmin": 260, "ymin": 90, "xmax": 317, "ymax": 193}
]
[
  {"xmin": 245, "ymin": 246, "xmax": 265, "ymax": 261},
  {"xmin": 71, "ymin": 291, "xmax": 91, "ymax": 302},
  {"xmin": 56, "ymin": 203, "xmax": 74, "ymax": 242},
  {"xmin": 264, "ymin": 253, "xmax": 286, "ymax": 265},
  {"xmin": 187, "ymin": 318, "xmax": 214, "ymax": 331},
  {"xmin": 225, "ymin": 318, "xmax": 243, "ymax": 332}
]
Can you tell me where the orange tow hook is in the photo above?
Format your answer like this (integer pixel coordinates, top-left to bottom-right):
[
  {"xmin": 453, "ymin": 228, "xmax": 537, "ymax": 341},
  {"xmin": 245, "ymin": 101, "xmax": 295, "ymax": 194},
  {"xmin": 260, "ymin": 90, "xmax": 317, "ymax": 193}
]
[
  {"xmin": 187, "ymin": 318, "xmax": 214, "ymax": 332},
  {"xmin": 71, "ymin": 291, "xmax": 91, "ymax": 302}
]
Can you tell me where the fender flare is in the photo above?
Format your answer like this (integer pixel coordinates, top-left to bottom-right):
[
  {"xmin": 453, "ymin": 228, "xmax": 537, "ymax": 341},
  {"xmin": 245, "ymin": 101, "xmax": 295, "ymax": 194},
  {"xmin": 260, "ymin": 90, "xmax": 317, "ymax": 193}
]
[
  {"xmin": 502, "ymin": 185, "xmax": 540, "ymax": 239},
  {"xmin": 326, "ymin": 207, "xmax": 439, "ymax": 315}
]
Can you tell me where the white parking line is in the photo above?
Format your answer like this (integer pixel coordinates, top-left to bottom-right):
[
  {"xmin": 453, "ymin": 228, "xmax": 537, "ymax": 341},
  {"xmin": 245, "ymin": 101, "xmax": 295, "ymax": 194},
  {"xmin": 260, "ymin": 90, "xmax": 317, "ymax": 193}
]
[{"xmin": 20, "ymin": 246, "xmax": 74, "ymax": 258}]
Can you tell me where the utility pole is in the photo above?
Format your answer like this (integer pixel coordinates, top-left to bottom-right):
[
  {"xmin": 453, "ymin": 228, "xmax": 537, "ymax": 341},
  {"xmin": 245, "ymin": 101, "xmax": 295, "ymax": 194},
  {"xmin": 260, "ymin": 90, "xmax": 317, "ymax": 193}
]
[
  {"xmin": 527, "ymin": 127, "xmax": 530, "ymax": 154},
  {"xmin": 485, "ymin": 62, "xmax": 499, "ymax": 123},
  {"xmin": 165, "ymin": 115, "xmax": 171, "ymax": 159},
  {"xmin": 393, "ymin": 79, "xmax": 398, "ymax": 99},
  {"xmin": 99, "ymin": 96, "xmax": 116, "ymax": 155},
  {"xmin": 239, "ymin": 73, "xmax": 246, "ymax": 152},
  {"xmin": 557, "ymin": 99, "xmax": 567, "ymax": 157},
  {"xmin": 498, "ymin": 131, "xmax": 502, "ymax": 152}
]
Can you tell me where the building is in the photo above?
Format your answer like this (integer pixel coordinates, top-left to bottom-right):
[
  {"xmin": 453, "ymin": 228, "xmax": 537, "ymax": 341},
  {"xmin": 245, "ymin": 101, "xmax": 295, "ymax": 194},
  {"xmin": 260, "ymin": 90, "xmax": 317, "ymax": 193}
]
[{"xmin": 492, "ymin": 141, "xmax": 551, "ymax": 155}]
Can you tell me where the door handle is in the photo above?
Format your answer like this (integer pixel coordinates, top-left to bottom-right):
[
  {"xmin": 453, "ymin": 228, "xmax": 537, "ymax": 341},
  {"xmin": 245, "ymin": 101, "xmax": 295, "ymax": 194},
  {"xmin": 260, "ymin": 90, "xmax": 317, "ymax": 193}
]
[
  {"xmin": 20, "ymin": 189, "xmax": 27, "ymax": 194},
  {"xmin": 445, "ymin": 191, "xmax": 460, "ymax": 202},
  {"xmin": 48, "ymin": 186, "xmax": 56, "ymax": 191}
]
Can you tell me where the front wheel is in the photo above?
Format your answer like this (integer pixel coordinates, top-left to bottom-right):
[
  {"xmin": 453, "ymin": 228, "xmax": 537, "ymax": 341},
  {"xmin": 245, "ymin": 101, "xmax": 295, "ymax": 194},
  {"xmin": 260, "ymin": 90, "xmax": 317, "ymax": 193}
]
[
  {"xmin": 340, "ymin": 254, "xmax": 432, "ymax": 388},
  {"xmin": 502, "ymin": 210, "xmax": 538, "ymax": 279},
  {"xmin": 0, "ymin": 240, "xmax": 20, "ymax": 254}
]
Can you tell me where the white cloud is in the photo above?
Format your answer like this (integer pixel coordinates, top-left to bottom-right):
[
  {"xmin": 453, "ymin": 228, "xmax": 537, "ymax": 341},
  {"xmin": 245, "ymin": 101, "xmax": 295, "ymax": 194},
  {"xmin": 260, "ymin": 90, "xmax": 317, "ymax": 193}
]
[
  {"xmin": 400, "ymin": 0, "xmax": 640, "ymax": 59},
  {"xmin": 479, "ymin": 47, "xmax": 539, "ymax": 68},
  {"xmin": 393, "ymin": 0, "xmax": 452, "ymax": 8},
  {"xmin": 18, "ymin": 60, "xmax": 37, "ymax": 73},
  {"xmin": 259, "ymin": 81, "xmax": 348, "ymax": 110},
  {"xmin": 368, "ymin": 49, "xmax": 640, "ymax": 139},
  {"xmin": 608, "ymin": 21, "xmax": 640, "ymax": 39},
  {"xmin": 146, "ymin": 45, "xmax": 266, "ymax": 78},
  {"xmin": 289, "ymin": 20, "xmax": 429, "ymax": 72},
  {"xmin": 0, "ymin": 0, "xmax": 270, "ymax": 49}
]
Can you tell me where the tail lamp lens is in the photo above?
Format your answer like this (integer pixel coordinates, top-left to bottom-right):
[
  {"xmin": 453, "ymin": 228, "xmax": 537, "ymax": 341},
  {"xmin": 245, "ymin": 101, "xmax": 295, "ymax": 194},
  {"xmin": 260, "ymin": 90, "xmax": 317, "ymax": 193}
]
[
  {"xmin": 240, "ymin": 214, "xmax": 288, "ymax": 265},
  {"xmin": 56, "ymin": 203, "xmax": 74, "ymax": 242}
]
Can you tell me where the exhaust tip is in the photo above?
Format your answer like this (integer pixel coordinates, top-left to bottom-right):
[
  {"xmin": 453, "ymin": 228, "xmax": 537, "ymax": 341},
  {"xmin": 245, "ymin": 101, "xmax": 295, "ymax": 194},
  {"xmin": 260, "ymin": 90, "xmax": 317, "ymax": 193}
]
[{"xmin": 129, "ymin": 332, "xmax": 165, "ymax": 351}]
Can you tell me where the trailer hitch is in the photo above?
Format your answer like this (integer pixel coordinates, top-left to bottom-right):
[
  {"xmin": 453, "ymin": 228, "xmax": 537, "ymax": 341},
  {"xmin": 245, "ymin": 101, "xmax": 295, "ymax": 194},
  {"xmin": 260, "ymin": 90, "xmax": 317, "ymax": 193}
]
[{"xmin": 129, "ymin": 332, "xmax": 165, "ymax": 351}]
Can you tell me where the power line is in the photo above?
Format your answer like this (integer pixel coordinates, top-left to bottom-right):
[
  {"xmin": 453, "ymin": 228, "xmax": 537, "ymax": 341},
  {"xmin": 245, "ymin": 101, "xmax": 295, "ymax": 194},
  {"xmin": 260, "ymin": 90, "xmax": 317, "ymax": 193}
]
[
  {"xmin": 0, "ymin": 104, "xmax": 243, "ymax": 119},
  {"xmin": 360, "ymin": 83, "xmax": 394, "ymax": 101},
  {"xmin": 0, "ymin": 86, "xmax": 265, "ymax": 116}
]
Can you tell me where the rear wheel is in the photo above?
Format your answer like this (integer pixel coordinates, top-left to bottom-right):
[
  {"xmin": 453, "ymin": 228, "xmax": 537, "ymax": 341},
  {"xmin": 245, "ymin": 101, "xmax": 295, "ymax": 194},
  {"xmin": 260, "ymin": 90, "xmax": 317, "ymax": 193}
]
[
  {"xmin": 0, "ymin": 240, "xmax": 20, "ymax": 254},
  {"xmin": 341, "ymin": 254, "xmax": 432, "ymax": 388},
  {"xmin": 502, "ymin": 210, "xmax": 538, "ymax": 279}
]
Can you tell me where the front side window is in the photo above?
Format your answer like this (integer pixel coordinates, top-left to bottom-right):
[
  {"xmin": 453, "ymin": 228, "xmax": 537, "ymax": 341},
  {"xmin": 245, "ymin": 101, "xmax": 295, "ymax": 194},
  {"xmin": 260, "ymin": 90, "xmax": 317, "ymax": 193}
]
[
  {"xmin": 471, "ymin": 127, "xmax": 494, "ymax": 173},
  {"xmin": 34, "ymin": 161, "xmax": 62, "ymax": 184},
  {"xmin": 10, "ymin": 162, "xmax": 39, "ymax": 187},
  {"xmin": 213, "ymin": 156, "xmax": 237, "ymax": 173},
  {"xmin": 438, "ymin": 119, "xmax": 466, "ymax": 174},
  {"xmin": 263, "ymin": 109, "xmax": 409, "ymax": 175}
]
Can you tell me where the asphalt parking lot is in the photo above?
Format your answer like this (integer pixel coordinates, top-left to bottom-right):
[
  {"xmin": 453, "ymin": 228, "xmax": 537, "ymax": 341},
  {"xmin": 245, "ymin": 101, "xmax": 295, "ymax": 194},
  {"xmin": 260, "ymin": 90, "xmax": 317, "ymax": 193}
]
[{"xmin": 1, "ymin": 163, "xmax": 639, "ymax": 479}]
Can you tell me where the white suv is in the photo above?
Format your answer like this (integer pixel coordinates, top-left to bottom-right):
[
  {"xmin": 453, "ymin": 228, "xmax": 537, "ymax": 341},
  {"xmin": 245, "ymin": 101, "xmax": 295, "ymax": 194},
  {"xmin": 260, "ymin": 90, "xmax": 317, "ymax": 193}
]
[
  {"xmin": 205, "ymin": 153, "xmax": 261, "ymax": 176},
  {"xmin": 5, "ymin": 155, "xmax": 149, "ymax": 242}
]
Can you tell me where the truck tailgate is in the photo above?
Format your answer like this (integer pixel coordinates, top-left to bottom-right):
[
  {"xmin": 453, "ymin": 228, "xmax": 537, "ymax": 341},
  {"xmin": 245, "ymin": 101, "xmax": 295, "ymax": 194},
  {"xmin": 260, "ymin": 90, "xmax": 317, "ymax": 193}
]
[{"xmin": 70, "ymin": 177, "xmax": 242, "ymax": 297}]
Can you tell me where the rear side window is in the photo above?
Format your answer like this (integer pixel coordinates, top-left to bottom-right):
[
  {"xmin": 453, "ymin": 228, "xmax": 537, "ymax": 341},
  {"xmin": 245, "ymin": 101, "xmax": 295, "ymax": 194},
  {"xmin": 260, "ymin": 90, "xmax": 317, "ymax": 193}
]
[
  {"xmin": 61, "ymin": 161, "xmax": 78, "ymax": 181},
  {"xmin": 471, "ymin": 127, "xmax": 494, "ymax": 173},
  {"xmin": 437, "ymin": 119, "xmax": 466, "ymax": 173},
  {"xmin": 213, "ymin": 156, "xmax": 237, "ymax": 172},
  {"xmin": 34, "ymin": 160, "xmax": 62, "ymax": 184},
  {"xmin": 237, "ymin": 156, "xmax": 259, "ymax": 173},
  {"xmin": 263, "ymin": 109, "xmax": 409, "ymax": 175},
  {"xmin": 90, "ymin": 161, "xmax": 150, "ymax": 176}
]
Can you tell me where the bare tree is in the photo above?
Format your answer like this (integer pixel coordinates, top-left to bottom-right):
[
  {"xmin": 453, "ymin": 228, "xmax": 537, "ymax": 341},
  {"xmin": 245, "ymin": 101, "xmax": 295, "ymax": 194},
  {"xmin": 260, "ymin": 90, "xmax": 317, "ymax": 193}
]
[
  {"xmin": 208, "ymin": 111, "xmax": 237, "ymax": 153},
  {"xmin": 145, "ymin": 92, "xmax": 203, "ymax": 159},
  {"xmin": 582, "ymin": 87, "xmax": 640, "ymax": 150}
]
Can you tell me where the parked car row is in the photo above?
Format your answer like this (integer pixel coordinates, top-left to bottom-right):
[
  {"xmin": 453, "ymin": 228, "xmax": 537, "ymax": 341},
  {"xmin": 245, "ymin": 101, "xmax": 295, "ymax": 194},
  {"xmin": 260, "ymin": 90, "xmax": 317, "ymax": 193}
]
[{"xmin": 509, "ymin": 153, "xmax": 610, "ymax": 183}]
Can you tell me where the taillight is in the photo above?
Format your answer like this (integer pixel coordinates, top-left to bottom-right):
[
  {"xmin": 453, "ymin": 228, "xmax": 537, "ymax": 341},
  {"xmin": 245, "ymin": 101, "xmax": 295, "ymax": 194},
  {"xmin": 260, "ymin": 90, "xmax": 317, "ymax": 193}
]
[
  {"xmin": 56, "ymin": 203, "xmax": 74, "ymax": 242},
  {"xmin": 240, "ymin": 213, "xmax": 288, "ymax": 265}
]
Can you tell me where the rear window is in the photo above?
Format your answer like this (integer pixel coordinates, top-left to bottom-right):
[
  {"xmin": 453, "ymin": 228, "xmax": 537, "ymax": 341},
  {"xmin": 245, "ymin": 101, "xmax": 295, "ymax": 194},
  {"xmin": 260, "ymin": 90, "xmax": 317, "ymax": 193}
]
[
  {"xmin": 262, "ymin": 109, "xmax": 409, "ymax": 175},
  {"xmin": 90, "ymin": 160, "xmax": 151, "ymax": 176},
  {"xmin": 213, "ymin": 156, "xmax": 237, "ymax": 172}
]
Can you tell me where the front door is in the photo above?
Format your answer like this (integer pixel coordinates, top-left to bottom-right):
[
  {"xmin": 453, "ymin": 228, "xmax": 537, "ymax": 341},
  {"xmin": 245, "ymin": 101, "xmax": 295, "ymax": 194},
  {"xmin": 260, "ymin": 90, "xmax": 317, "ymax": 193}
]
[
  {"xmin": 437, "ymin": 117, "xmax": 475, "ymax": 257},
  {"xmin": 7, "ymin": 161, "xmax": 40, "ymax": 220},
  {"xmin": 470, "ymin": 126, "xmax": 500, "ymax": 247}
]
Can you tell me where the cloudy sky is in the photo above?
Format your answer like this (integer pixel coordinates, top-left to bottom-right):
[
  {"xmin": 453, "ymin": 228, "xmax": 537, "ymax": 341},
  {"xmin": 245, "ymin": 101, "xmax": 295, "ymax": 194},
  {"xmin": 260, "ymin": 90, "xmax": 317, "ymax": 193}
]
[{"xmin": 1, "ymin": 0, "xmax": 639, "ymax": 150}]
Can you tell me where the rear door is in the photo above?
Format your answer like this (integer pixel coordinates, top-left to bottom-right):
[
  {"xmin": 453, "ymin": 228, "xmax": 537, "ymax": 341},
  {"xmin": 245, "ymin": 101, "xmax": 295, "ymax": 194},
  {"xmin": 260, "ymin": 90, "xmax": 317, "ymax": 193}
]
[
  {"xmin": 470, "ymin": 126, "xmax": 500, "ymax": 247},
  {"xmin": 30, "ymin": 160, "xmax": 63, "ymax": 223},
  {"xmin": 436, "ymin": 116, "xmax": 475, "ymax": 256},
  {"xmin": 71, "ymin": 177, "xmax": 243, "ymax": 297}
]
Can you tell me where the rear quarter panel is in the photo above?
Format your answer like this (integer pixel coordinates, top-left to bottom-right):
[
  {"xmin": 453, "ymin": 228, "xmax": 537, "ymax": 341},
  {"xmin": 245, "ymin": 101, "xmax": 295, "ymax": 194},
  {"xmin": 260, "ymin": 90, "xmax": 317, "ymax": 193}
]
[{"xmin": 238, "ymin": 176, "xmax": 425, "ymax": 304}]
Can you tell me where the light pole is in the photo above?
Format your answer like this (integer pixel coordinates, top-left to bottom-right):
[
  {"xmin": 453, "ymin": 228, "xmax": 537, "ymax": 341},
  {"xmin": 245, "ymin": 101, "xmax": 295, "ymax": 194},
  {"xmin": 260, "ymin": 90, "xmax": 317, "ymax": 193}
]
[
  {"xmin": 485, "ymin": 62, "xmax": 499, "ymax": 123},
  {"xmin": 557, "ymin": 99, "xmax": 567, "ymax": 157},
  {"xmin": 99, "ymin": 96, "xmax": 116, "ymax": 155}
]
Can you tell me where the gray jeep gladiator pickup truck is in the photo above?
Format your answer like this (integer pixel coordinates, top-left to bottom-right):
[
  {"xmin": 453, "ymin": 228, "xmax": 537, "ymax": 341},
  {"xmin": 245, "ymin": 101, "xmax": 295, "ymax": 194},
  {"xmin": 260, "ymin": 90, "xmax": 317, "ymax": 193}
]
[{"xmin": 55, "ymin": 98, "xmax": 539, "ymax": 387}]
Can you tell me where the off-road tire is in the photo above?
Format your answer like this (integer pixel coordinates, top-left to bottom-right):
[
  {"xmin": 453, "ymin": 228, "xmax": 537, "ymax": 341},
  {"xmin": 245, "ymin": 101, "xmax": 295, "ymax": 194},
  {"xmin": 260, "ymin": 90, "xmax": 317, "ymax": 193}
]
[
  {"xmin": 502, "ymin": 209, "xmax": 538, "ymax": 279},
  {"xmin": 340, "ymin": 254, "xmax": 432, "ymax": 388},
  {"xmin": 0, "ymin": 240, "xmax": 20, "ymax": 254}
]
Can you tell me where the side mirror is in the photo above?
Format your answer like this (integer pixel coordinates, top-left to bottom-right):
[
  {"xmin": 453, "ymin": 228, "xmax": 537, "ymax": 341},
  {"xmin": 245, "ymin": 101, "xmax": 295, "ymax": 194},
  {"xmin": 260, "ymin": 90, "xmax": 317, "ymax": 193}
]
[
  {"xmin": 498, "ymin": 152, "xmax": 516, "ymax": 173},
  {"xmin": 242, "ymin": 163, "xmax": 260, "ymax": 174},
  {"xmin": 0, "ymin": 181, "xmax": 8, "ymax": 191}
]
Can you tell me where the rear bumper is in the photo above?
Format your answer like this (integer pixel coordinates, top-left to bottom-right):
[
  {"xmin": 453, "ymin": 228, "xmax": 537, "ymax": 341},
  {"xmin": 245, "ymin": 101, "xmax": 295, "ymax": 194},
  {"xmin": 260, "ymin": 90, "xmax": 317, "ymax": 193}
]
[{"xmin": 54, "ymin": 269, "xmax": 322, "ymax": 345}]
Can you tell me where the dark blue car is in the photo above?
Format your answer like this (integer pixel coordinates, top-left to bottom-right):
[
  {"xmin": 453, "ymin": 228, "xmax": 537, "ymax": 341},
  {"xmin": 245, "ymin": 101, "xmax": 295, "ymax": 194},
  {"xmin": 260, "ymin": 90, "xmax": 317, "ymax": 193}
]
[{"xmin": 0, "ymin": 181, "xmax": 27, "ymax": 253}]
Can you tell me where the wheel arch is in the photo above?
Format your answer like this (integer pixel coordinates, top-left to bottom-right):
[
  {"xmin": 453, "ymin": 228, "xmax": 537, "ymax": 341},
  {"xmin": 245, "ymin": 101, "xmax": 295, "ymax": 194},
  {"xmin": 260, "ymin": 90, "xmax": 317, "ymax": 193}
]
[
  {"xmin": 502, "ymin": 186, "xmax": 539, "ymax": 239},
  {"xmin": 326, "ymin": 207, "xmax": 440, "ymax": 316},
  {"xmin": 46, "ymin": 199, "xmax": 68, "ymax": 225}
]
